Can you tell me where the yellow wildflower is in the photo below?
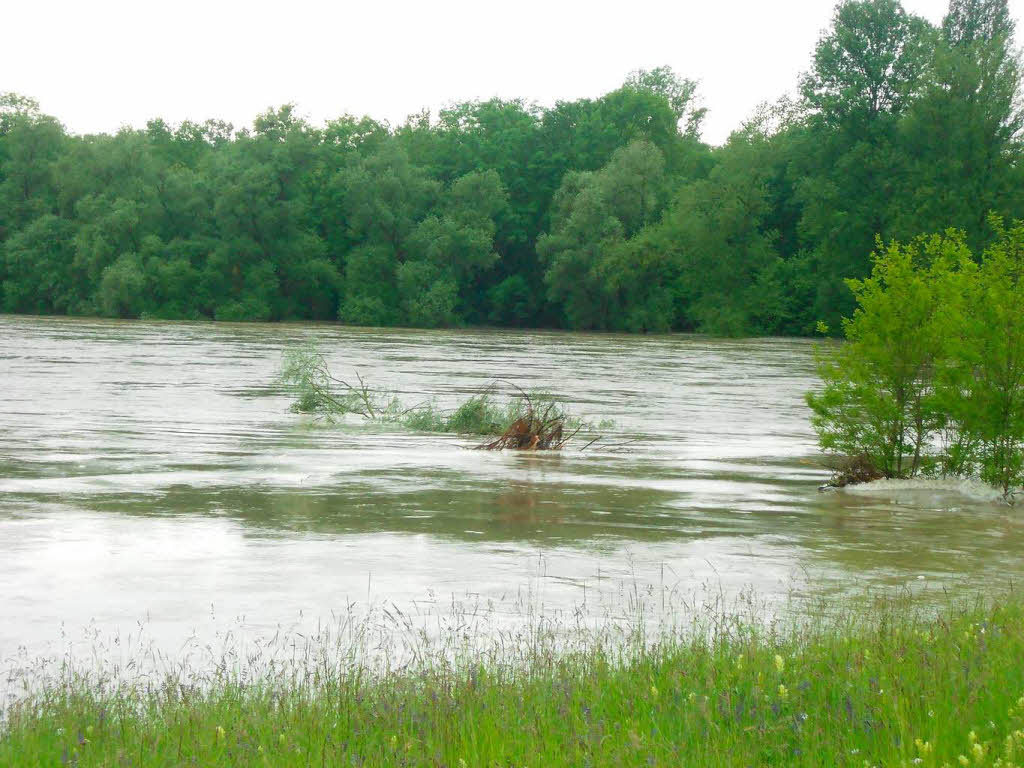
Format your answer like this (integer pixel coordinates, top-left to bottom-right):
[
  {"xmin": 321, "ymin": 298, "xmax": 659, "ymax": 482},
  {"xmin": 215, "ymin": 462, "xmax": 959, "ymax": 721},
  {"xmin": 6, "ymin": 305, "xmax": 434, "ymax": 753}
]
[
  {"xmin": 774, "ymin": 654, "xmax": 785, "ymax": 673},
  {"xmin": 778, "ymin": 684, "xmax": 789, "ymax": 700},
  {"xmin": 215, "ymin": 726, "xmax": 225, "ymax": 742}
]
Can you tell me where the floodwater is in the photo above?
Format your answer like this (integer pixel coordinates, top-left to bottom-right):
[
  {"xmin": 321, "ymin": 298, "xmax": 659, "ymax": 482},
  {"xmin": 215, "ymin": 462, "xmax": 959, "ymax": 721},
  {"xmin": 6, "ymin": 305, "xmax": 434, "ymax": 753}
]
[{"xmin": 1, "ymin": 315, "xmax": 1021, "ymax": 667}]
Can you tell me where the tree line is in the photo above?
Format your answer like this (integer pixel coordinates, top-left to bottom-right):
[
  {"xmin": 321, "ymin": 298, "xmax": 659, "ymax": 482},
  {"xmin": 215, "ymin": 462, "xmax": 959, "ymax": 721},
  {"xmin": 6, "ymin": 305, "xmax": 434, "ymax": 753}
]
[{"xmin": 1, "ymin": 0, "xmax": 1022, "ymax": 335}]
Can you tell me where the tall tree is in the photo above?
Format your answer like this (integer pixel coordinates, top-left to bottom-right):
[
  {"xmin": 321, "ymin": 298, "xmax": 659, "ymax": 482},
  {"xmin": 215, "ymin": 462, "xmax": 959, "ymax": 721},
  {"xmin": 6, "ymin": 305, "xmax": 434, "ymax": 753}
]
[
  {"xmin": 795, "ymin": 0, "xmax": 933, "ymax": 329},
  {"xmin": 800, "ymin": 0, "xmax": 932, "ymax": 131},
  {"xmin": 895, "ymin": 0, "xmax": 1023, "ymax": 242},
  {"xmin": 540, "ymin": 141, "xmax": 668, "ymax": 330}
]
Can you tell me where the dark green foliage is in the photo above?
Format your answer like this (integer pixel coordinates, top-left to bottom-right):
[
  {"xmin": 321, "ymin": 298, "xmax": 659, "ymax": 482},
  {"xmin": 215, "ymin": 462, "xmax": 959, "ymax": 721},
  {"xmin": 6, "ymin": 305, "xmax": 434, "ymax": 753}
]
[
  {"xmin": 1, "ymin": 1, "xmax": 1023, "ymax": 334},
  {"xmin": 539, "ymin": 140, "xmax": 670, "ymax": 330}
]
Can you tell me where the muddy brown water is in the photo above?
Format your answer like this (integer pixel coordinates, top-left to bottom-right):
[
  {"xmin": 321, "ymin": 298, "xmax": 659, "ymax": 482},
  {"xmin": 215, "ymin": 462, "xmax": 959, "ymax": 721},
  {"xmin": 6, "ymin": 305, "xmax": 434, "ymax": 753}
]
[{"xmin": 1, "ymin": 315, "xmax": 1021, "ymax": 667}]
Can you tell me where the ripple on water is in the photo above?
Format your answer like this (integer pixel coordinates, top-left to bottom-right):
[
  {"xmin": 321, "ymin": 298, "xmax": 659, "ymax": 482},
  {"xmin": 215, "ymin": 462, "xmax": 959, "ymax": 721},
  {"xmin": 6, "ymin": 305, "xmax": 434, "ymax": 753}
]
[{"xmin": 0, "ymin": 315, "xmax": 1019, "ymax": 665}]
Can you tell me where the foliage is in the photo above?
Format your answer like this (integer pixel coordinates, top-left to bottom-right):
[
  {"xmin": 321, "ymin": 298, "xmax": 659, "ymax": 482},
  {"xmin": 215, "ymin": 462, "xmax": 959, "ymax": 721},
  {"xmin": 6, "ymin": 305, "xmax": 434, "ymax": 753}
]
[
  {"xmin": 807, "ymin": 233, "xmax": 966, "ymax": 477},
  {"xmin": 957, "ymin": 217, "xmax": 1024, "ymax": 494},
  {"xmin": 280, "ymin": 343, "xmax": 590, "ymax": 443},
  {"xmin": 280, "ymin": 343, "xmax": 398, "ymax": 418},
  {"xmin": 800, "ymin": 0, "xmax": 932, "ymax": 127},
  {"xmin": 808, "ymin": 222, "xmax": 1024, "ymax": 497},
  {"xmin": 2, "ymin": 1, "xmax": 1024, "ymax": 336},
  {"xmin": 5, "ymin": 592, "xmax": 1024, "ymax": 766},
  {"xmin": 539, "ymin": 140, "xmax": 669, "ymax": 331}
]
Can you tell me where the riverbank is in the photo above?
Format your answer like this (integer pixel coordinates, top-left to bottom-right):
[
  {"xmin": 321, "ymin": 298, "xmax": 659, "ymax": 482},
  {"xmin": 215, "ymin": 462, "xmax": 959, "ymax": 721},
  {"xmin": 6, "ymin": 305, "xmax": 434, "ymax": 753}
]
[{"xmin": 4, "ymin": 592, "xmax": 1023, "ymax": 767}]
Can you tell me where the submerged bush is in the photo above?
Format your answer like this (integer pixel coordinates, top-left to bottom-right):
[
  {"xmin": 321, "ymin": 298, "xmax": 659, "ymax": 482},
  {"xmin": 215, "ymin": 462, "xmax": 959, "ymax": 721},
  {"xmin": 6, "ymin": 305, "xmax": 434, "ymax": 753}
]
[
  {"xmin": 808, "ymin": 218, "xmax": 1024, "ymax": 498},
  {"xmin": 806, "ymin": 232, "xmax": 968, "ymax": 479},
  {"xmin": 443, "ymin": 392, "xmax": 509, "ymax": 435},
  {"xmin": 280, "ymin": 342, "xmax": 596, "ymax": 445},
  {"xmin": 959, "ymin": 218, "xmax": 1024, "ymax": 495},
  {"xmin": 280, "ymin": 343, "xmax": 401, "ymax": 419}
]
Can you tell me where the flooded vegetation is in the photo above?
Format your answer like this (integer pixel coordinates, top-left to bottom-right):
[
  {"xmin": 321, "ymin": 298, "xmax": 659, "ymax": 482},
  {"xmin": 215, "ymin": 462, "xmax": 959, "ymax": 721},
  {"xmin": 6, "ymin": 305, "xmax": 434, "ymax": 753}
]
[
  {"xmin": 4, "ymin": 0, "xmax": 1024, "ymax": 759},
  {"xmin": 280, "ymin": 341, "xmax": 597, "ymax": 449},
  {"xmin": 2, "ymin": 316, "xmax": 1024, "ymax": 765},
  {"xmin": 2, "ymin": 314, "xmax": 1023, "ymax": 667},
  {"xmin": 809, "ymin": 223, "xmax": 1024, "ymax": 500}
]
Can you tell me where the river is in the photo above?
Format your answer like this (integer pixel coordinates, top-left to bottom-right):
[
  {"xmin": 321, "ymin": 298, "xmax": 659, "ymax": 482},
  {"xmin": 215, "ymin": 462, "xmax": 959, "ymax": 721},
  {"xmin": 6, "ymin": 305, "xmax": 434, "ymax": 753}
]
[{"xmin": 1, "ymin": 315, "xmax": 1020, "ymax": 673}]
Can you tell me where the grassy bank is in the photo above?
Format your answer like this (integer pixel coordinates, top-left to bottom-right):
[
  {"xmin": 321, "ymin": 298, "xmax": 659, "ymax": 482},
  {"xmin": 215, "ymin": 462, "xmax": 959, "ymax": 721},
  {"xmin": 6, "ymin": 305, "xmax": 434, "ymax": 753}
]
[{"xmin": 3, "ymin": 594, "xmax": 1024, "ymax": 766}]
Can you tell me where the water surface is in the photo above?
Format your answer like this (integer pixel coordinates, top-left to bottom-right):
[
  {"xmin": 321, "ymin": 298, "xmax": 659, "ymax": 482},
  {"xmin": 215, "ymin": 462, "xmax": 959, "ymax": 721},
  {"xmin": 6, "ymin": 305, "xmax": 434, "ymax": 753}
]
[{"xmin": 1, "ymin": 316, "xmax": 1020, "ymax": 666}]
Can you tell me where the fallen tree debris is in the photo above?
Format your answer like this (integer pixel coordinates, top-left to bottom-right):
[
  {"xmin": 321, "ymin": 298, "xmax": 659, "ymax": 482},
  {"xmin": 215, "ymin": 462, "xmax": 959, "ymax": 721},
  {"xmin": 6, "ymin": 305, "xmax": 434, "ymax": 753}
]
[
  {"xmin": 819, "ymin": 453, "xmax": 885, "ymax": 490},
  {"xmin": 281, "ymin": 343, "xmax": 607, "ymax": 451},
  {"xmin": 476, "ymin": 385, "xmax": 577, "ymax": 451}
]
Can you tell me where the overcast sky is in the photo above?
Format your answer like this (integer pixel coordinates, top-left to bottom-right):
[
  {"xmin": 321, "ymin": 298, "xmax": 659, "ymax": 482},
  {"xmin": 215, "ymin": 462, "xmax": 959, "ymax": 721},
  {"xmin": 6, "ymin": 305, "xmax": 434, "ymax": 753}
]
[{"xmin": 5, "ymin": 0, "xmax": 1023, "ymax": 146}]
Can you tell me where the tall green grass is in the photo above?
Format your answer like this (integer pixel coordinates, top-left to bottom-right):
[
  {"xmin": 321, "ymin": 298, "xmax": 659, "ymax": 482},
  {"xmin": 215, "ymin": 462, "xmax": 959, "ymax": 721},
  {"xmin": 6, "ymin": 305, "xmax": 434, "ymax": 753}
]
[{"xmin": 4, "ymin": 592, "xmax": 1024, "ymax": 766}]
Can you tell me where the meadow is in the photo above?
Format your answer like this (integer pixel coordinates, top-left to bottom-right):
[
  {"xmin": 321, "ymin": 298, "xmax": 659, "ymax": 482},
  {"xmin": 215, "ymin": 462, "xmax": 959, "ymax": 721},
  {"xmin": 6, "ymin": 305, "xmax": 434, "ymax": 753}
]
[{"xmin": 3, "ymin": 590, "xmax": 1023, "ymax": 767}]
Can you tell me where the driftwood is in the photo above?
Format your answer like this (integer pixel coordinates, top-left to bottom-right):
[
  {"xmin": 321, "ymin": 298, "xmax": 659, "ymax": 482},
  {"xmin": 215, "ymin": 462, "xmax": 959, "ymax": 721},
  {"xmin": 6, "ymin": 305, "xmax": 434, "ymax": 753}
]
[
  {"xmin": 476, "ymin": 383, "xmax": 579, "ymax": 451},
  {"xmin": 819, "ymin": 453, "xmax": 885, "ymax": 490}
]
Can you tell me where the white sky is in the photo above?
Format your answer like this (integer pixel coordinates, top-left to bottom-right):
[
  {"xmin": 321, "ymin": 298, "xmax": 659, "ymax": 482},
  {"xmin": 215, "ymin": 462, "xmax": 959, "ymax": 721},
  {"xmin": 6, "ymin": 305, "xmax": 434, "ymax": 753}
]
[{"xmin": 4, "ymin": 0, "xmax": 1023, "ymax": 146}]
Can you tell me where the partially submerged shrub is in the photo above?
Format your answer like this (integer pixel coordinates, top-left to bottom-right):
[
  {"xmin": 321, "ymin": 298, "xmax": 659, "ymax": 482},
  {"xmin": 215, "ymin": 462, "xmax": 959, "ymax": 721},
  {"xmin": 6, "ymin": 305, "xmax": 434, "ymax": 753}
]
[
  {"xmin": 444, "ymin": 392, "xmax": 510, "ymax": 435},
  {"xmin": 806, "ymin": 232, "xmax": 967, "ymax": 479},
  {"xmin": 476, "ymin": 388, "xmax": 578, "ymax": 450},
  {"xmin": 280, "ymin": 345, "xmax": 601, "ymax": 448},
  {"xmin": 280, "ymin": 343, "xmax": 335, "ymax": 413},
  {"xmin": 958, "ymin": 217, "xmax": 1024, "ymax": 496},
  {"xmin": 281, "ymin": 343, "xmax": 398, "ymax": 419},
  {"xmin": 808, "ymin": 218, "xmax": 1024, "ymax": 499}
]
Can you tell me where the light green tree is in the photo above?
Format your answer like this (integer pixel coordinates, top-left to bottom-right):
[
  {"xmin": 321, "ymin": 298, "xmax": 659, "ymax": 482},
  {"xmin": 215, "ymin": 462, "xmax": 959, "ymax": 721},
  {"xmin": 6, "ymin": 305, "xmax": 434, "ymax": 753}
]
[
  {"xmin": 957, "ymin": 217, "xmax": 1024, "ymax": 494},
  {"xmin": 807, "ymin": 233, "xmax": 969, "ymax": 477}
]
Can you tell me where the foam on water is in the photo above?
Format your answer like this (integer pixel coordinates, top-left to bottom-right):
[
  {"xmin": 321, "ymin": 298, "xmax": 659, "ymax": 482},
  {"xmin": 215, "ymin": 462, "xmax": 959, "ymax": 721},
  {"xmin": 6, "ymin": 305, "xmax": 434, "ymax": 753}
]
[{"xmin": 841, "ymin": 476, "xmax": 1010, "ymax": 504}]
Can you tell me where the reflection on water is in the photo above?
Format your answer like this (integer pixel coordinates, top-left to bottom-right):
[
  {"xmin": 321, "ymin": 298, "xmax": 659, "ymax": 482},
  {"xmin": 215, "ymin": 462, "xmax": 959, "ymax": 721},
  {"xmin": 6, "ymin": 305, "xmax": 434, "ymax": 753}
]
[{"xmin": 0, "ymin": 316, "xmax": 1020, "ymax": 664}]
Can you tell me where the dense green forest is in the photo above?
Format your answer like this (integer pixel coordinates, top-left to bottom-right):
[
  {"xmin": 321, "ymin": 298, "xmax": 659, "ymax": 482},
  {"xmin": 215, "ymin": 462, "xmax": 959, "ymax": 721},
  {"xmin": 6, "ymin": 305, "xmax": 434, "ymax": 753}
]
[{"xmin": 2, "ymin": 0, "xmax": 1022, "ymax": 335}]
